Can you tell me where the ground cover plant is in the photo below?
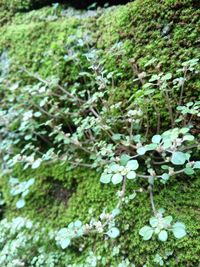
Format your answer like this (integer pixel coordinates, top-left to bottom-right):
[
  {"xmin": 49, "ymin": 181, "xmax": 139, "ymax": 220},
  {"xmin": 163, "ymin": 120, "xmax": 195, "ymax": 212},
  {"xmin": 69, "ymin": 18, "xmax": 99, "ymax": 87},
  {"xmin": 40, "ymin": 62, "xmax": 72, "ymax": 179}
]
[{"xmin": 0, "ymin": 0, "xmax": 199, "ymax": 266}]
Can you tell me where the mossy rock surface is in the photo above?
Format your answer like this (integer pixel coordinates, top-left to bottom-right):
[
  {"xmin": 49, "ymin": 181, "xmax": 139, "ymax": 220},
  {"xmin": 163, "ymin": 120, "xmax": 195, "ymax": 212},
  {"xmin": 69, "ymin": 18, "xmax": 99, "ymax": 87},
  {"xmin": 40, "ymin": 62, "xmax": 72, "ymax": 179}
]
[
  {"xmin": 0, "ymin": 0, "xmax": 132, "ymax": 12},
  {"xmin": 0, "ymin": 0, "xmax": 200, "ymax": 266}
]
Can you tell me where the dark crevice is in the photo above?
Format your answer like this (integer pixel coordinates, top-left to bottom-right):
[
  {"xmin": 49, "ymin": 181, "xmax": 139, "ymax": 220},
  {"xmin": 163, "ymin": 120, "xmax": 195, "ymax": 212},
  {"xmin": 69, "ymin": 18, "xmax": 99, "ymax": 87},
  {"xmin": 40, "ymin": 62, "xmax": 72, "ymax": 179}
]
[
  {"xmin": 48, "ymin": 180, "xmax": 76, "ymax": 206},
  {"xmin": 29, "ymin": 0, "xmax": 133, "ymax": 10},
  {"xmin": 192, "ymin": 0, "xmax": 200, "ymax": 8}
]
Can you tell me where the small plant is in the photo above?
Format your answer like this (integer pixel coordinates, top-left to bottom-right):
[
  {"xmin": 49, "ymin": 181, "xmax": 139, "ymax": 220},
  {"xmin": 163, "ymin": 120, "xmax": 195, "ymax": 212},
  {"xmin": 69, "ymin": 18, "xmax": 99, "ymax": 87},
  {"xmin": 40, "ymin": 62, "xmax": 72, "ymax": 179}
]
[
  {"xmin": 0, "ymin": 53, "xmax": 199, "ymax": 258},
  {"xmin": 100, "ymin": 158, "xmax": 139, "ymax": 184},
  {"xmin": 9, "ymin": 177, "xmax": 35, "ymax": 208},
  {"xmin": 55, "ymin": 208, "xmax": 120, "ymax": 249},
  {"xmin": 139, "ymin": 209, "xmax": 186, "ymax": 242},
  {"xmin": 153, "ymin": 251, "xmax": 173, "ymax": 266}
]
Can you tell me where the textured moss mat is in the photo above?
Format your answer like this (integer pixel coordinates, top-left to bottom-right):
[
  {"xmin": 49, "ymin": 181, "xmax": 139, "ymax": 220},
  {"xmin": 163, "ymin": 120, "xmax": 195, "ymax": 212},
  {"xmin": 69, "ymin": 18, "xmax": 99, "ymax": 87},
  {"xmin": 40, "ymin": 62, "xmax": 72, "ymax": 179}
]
[{"xmin": 0, "ymin": 0, "xmax": 200, "ymax": 266}]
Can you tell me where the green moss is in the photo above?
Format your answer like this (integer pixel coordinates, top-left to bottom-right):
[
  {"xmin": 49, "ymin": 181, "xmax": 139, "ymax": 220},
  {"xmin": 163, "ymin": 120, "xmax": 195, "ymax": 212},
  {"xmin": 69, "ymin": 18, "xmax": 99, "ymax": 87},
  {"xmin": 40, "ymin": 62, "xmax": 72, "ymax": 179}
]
[
  {"xmin": 0, "ymin": 0, "xmax": 199, "ymax": 266},
  {"xmin": 97, "ymin": 0, "xmax": 200, "ymax": 100},
  {"xmin": 1, "ymin": 162, "xmax": 200, "ymax": 266},
  {"xmin": 0, "ymin": 0, "xmax": 61, "ymax": 12},
  {"xmin": 0, "ymin": 162, "xmax": 97, "ymax": 227},
  {"xmin": 0, "ymin": 17, "xmax": 84, "ymax": 81}
]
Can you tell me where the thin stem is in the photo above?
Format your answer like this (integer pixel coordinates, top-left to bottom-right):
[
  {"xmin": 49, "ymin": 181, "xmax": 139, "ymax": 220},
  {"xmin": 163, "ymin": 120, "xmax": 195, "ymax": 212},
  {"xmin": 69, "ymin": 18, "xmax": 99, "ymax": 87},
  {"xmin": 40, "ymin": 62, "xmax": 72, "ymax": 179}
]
[
  {"xmin": 117, "ymin": 176, "xmax": 127, "ymax": 208},
  {"xmin": 144, "ymin": 112, "xmax": 150, "ymax": 138},
  {"xmin": 149, "ymin": 185, "xmax": 157, "ymax": 216},
  {"xmin": 178, "ymin": 70, "xmax": 187, "ymax": 106},
  {"xmin": 30, "ymin": 101, "xmax": 57, "ymax": 119},
  {"xmin": 164, "ymin": 90, "xmax": 174, "ymax": 127},
  {"xmin": 21, "ymin": 67, "xmax": 84, "ymax": 104}
]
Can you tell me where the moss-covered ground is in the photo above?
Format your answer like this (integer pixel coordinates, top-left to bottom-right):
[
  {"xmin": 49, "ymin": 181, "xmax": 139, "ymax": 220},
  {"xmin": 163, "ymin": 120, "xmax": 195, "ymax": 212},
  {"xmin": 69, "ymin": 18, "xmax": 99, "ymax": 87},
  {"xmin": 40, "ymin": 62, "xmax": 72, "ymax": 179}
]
[{"xmin": 0, "ymin": 0, "xmax": 199, "ymax": 266}]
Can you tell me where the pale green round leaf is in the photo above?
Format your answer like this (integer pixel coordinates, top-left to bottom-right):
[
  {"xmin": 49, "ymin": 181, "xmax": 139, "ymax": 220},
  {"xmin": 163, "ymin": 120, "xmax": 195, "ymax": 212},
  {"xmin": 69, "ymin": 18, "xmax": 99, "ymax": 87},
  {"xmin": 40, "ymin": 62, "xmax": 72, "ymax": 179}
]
[
  {"xmin": 163, "ymin": 140, "xmax": 172, "ymax": 149},
  {"xmin": 126, "ymin": 160, "xmax": 139, "ymax": 170},
  {"xmin": 161, "ymin": 173, "xmax": 169, "ymax": 181},
  {"xmin": 172, "ymin": 226, "xmax": 186, "ymax": 239},
  {"xmin": 180, "ymin": 127, "xmax": 190, "ymax": 134},
  {"xmin": 163, "ymin": 216, "xmax": 173, "ymax": 225},
  {"xmin": 110, "ymin": 164, "xmax": 121, "ymax": 172},
  {"xmin": 183, "ymin": 134, "xmax": 194, "ymax": 141},
  {"xmin": 137, "ymin": 146, "xmax": 146, "ymax": 155},
  {"xmin": 34, "ymin": 111, "xmax": 42, "ymax": 117},
  {"xmin": 171, "ymin": 152, "xmax": 187, "ymax": 165},
  {"xmin": 112, "ymin": 208, "xmax": 120, "ymax": 217},
  {"xmin": 74, "ymin": 220, "xmax": 82, "ymax": 228},
  {"xmin": 100, "ymin": 173, "xmax": 111, "ymax": 184},
  {"xmin": 164, "ymin": 73, "xmax": 172, "ymax": 80},
  {"xmin": 145, "ymin": 143, "xmax": 158, "ymax": 150},
  {"xmin": 152, "ymin": 135, "xmax": 162, "ymax": 144},
  {"xmin": 139, "ymin": 226, "xmax": 154, "ymax": 240},
  {"xmin": 60, "ymin": 238, "xmax": 70, "ymax": 249},
  {"xmin": 149, "ymin": 217, "xmax": 158, "ymax": 227},
  {"xmin": 107, "ymin": 227, "xmax": 120, "ymax": 238},
  {"xmin": 194, "ymin": 161, "xmax": 200, "ymax": 169},
  {"xmin": 158, "ymin": 230, "xmax": 168, "ymax": 242},
  {"xmin": 32, "ymin": 159, "xmax": 41, "ymax": 169},
  {"xmin": 127, "ymin": 171, "xmax": 136, "ymax": 179},
  {"xmin": 112, "ymin": 173, "xmax": 123, "ymax": 184},
  {"xmin": 173, "ymin": 222, "xmax": 186, "ymax": 229},
  {"xmin": 120, "ymin": 154, "xmax": 131, "ymax": 166},
  {"xmin": 184, "ymin": 167, "xmax": 195, "ymax": 175},
  {"xmin": 16, "ymin": 198, "xmax": 25, "ymax": 209}
]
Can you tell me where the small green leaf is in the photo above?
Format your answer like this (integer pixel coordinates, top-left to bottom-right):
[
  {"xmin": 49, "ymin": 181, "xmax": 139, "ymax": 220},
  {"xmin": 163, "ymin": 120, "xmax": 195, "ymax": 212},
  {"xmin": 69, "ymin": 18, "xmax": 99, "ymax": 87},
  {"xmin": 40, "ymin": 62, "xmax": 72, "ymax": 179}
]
[
  {"xmin": 110, "ymin": 164, "xmax": 121, "ymax": 172},
  {"xmin": 145, "ymin": 143, "xmax": 158, "ymax": 150},
  {"xmin": 158, "ymin": 230, "xmax": 168, "ymax": 242},
  {"xmin": 74, "ymin": 220, "xmax": 82, "ymax": 228},
  {"xmin": 184, "ymin": 167, "xmax": 195, "ymax": 175},
  {"xmin": 163, "ymin": 216, "xmax": 173, "ymax": 225},
  {"xmin": 161, "ymin": 173, "xmax": 169, "ymax": 181},
  {"xmin": 163, "ymin": 140, "xmax": 172, "ymax": 149},
  {"xmin": 112, "ymin": 173, "xmax": 123, "ymax": 184},
  {"xmin": 112, "ymin": 134, "xmax": 122, "ymax": 141},
  {"xmin": 161, "ymin": 165, "xmax": 169, "ymax": 170},
  {"xmin": 24, "ymin": 134, "xmax": 32, "ymax": 140},
  {"xmin": 100, "ymin": 173, "xmax": 111, "ymax": 184},
  {"xmin": 120, "ymin": 154, "xmax": 130, "ymax": 166},
  {"xmin": 143, "ymin": 82, "xmax": 152, "ymax": 88},
  {"xmin": 164, "ymin": 73, "xmax": 172, "ymax": 80},
  {"xmin": 137, "ymin": 146, "xmax": 146, "ymax": 155},
  {"xmin": 139, "ymin": 226, "xmax": 151, "ymax": 236},
  {"xmin": 172, "ymin": 223, "xmax": 186, "ymax": 239},
  {"xmin": 139, "ymin": 226, "xmax": 154, "ymax": 240},
  {"xmin": 194, "ymin": 161, "xmax": 200, "ymax": 169},
  {"xmin": 183, "ymin": 134, "xmax": 194, "ymax": 141},
  {"xmin": 16, "ymin": 199, "xmax": 25, "ymax": 209},
  {"xmin": 127, "ymin": 171, "xmax": 136, "ymax": 179},
  {"xmin": 22, "ymin": 189, "xmax": 29, "ymax": 198},
  {"xmin": 144, "ymin": 89, "xmax": 155, "ymax": 95},
  {"xmin": 150, "ymin": 74, "xmax": 159, "ymax": 82},
  {"xmin": 32, "ymin": 159, "xmax": 41, "ymax": 169},
  {"xmin": 150, "ymin": 217, "xmax": 158, "ymax": 227},
  {"xmin": 60, "ymin": 238, "xmax": 70, "ymax": 249},
  {"xmin": 152, "ymin": 135, "xmax": 162, "ymax": 144},
  {"xmin": 107, "ymin": 227, "xmax": 120, "ymax": 238},
  {"xmin": 126, "ymin": 160, "xmax": 139, "ymax": 170},
  {"xmin": 171, "ymin": 152, "xmax": 187, "ymax": 165},
  {"xmin": 34, "ymin": 111, "xmax": 42, "ymax": 117},
  {"xmin": 112, "ymin": 208, "xmax": 120, "ymax": 217},
  {"xmin": 158, "ymin": 208, "xmax": 165, "ymax": 214},
  {"xmin": 180, "ymin": 127, "xmax": 190, "ymax": 134}
]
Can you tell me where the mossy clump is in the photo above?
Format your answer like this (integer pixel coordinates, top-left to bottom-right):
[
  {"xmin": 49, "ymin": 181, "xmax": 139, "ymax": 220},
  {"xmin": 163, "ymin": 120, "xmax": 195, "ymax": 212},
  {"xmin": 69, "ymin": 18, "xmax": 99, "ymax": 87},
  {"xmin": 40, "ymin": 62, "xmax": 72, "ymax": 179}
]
[
  {"xmin": 1, "ymin": 162, "xmax": 200, "ymax": 266},
  {"xmin": 0, "ymin": 0, "xmax": 199, "ymax": 266},
  {"xmin": 97, "ymin": 0, "xmax": 200, "ymax": 102}
]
